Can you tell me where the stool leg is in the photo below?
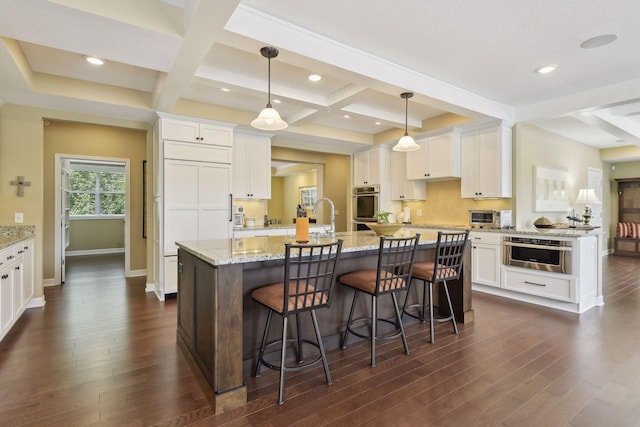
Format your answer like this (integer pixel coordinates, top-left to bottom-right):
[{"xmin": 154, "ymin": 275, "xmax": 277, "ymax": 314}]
[
  {"xmin": 341, "ymin": 290, "xmax": 359, "ymax": 349},
  {"xmin": 296, "ymin": 313, "xmax": 304, "ymax": 363},
  {"xmin": 278, "ymin": 316, "xmax": 288, "ymax": 405},
  {"xmin": 371, "ymin": 295, "xmax": 377, "ymax": 367},
  {"xmin": 401, "ymin": 280, "xmax": 411, "ymax": 320},
  {"xmin": 255, "ymin": 309, "xmax": 273, "ymax": 377},
  {"xmin": 443, "ymin": 281, "xmax": 459, "ymax": 335},
  {"xmin": 310, "ymin": 309, "xmax": 332, "ymax": 385},
  {"xmin": 429, "ymin": 281, "xmax": 435, "ymax": 343},
  {"xmin": 391, "ymin": 292, "xmax": 409, "ymax": 355},
  {"xmin": 420, "ymin": 279, "xmax": 428, "ymax": 323}
]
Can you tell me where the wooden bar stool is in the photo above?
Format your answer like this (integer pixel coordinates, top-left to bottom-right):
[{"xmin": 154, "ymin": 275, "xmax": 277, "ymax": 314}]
[
  {"xmin": 252, "ymin": 240, "xmax": 343, "ymax": 404},
  {"xmin": 339, "ymin": 234, "xmax": 420, "ymax": 367},
  {"xmin": 402, "ymin": 230, "xmax": 468, "ymax": 343}
]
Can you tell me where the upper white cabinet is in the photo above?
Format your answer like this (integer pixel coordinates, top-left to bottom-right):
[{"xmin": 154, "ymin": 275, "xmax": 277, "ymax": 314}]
[
  {"xmin": 354, "ymin": 147, "xmax": 388, "ymax": 186},
  {"xmin": 161, "ymin": 117, "xmax": 233, "ymax": 147},
  {"xmin": 233, "ymin": 132, "xmax": 271, "ymax": 199},
  {"xmin": 406, "ymin": 129, "xmax": 461, "ymax": 180},
  {"xmin": 461, "ymin": 123, "xmax": 512, "ymax": 198},
  {"xmin": 390, "ymin": 150, "xmax": 426, "ymax": 200}
]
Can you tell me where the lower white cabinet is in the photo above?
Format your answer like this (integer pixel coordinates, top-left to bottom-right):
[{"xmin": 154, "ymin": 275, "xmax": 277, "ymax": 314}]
[
  {"xmin": 0, "ymin": 238, "xmax": 34, "ymax": 342},
  {"xmin": 502, "ymin": 268, "xmax": 573, "ymax": 302},
  {"xmin": 470, "ymin": 232, "xmax": 501, "ymax": 288}
]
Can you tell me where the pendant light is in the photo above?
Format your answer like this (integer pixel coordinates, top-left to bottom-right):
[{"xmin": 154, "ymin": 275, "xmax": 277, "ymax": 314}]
[
  {"xmin": 392, "ymin": 92, "xmax": 420, "ymax": 152},
  {"xmin": 251, "ymin": 46, "xmax": 288, "ymax": 131}
]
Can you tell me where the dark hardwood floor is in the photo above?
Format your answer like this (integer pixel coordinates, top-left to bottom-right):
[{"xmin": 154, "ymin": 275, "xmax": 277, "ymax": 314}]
[{"xmin": 0, "ymin": 254, "xmax": 639, "ymax": 426}]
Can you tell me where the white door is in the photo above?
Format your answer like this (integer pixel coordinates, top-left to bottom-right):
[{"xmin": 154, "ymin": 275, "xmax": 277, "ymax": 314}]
[
  {"xmin": 198, "ymin": 162, "xmax": 232, "ymax": 240},
  {"xmin": 164, "ymin": 159, "xmax": 200, "ymax": 254},
  {"xmin": 60, "ymin": 159, "xmax": 70, "ymax": 283},
  {"xmin": 588, "ymin": 167, "xmax": 603, "ymax": 226}
]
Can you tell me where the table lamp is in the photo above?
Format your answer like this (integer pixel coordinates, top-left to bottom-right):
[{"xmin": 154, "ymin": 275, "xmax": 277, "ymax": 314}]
[{"xmin": 575, "ymin": 188, "xmax": 600, "ymax": 225}]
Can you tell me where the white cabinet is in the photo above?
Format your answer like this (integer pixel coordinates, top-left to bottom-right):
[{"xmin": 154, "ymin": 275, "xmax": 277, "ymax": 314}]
[
  {"xmin": 161, "ymin": 117, "xmax": 233, "ymax": 146},
  {"xmin": 354, "ymin": 147, "xmax": 388, "ymax": 186},
  {"xmin": 390, "ymin": 150, "xmax": 426, "ymax": 200},
  {"xmin": 0, "ymin": 238, "xmax": 34, "ymax": 342},
  {"xmin": 470, "ymin": 231, "xmax": 501, "ymax": 288},
  {"xmin": 152, "ymin": 114, "xmax": 235, "ymax": 299},
  {"xmin": 461, "ymin": 123, "xmax": 512, "ymax": 198},
  {"xmin": 406, "ymin": 130, "xmax": 461, "ymax": 180},
  {"xmin": 233, "ymin": 132, "xmax": 271, "ymax": 199}
]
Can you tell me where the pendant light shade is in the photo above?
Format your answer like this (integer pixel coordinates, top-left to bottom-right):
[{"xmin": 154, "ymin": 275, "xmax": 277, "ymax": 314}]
[
  {"xmin": 392, "ymin": 92, "xmax": 420, "ymax": 152},
  {"xmin": 251, "ymin": 46, "xmax": 288, "ymax": 131}
]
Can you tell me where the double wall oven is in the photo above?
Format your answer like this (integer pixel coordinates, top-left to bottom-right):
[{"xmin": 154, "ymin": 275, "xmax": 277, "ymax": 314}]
[
  {"xmin": 353, "ymin": 185, "xmax": 379, "ymax": 230},
  {"xmin": 503, "ymin": 236, "xmax": 573, "ymax": 274}
]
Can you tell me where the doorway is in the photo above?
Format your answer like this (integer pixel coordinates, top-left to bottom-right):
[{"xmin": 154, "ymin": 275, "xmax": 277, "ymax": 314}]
[{"xmin": 54, "ymin": 154, "xmax": 131, "ymax": 284}]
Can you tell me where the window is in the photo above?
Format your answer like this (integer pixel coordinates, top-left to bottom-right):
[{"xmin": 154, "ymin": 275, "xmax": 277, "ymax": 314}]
[{"xmin": 69, "ymin": 161, "xmax": 125, "ymax": 217}]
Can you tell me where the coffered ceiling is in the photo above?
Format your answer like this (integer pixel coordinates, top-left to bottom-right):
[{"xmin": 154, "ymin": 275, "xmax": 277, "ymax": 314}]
[{"xmin": 1, "ymin": 0, "xmax": 639, "ymax": 153}]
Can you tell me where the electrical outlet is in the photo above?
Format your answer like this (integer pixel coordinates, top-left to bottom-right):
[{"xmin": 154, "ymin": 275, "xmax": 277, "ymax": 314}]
[
  {"xmin": 14, "ymin": 212, "xmax": 24, "ymax": 223},
  {"xmin": 416, "ymin": 209, "xmax": 423, "ymax": 217},
  {"xmin": 334, "ymin": 209, "xmax": 339, "ymax": 216}
]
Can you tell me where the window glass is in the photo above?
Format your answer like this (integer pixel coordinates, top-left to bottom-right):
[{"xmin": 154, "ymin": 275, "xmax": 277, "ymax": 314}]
[{"xmin": 68, "ymin": 163, "xmax": 125, "ymax": 217}]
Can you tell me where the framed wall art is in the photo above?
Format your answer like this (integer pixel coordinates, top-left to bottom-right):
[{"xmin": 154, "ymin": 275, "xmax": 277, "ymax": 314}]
[{"xmin": 534, "ymin": 165, "xmax": 570, "ymax": 212}]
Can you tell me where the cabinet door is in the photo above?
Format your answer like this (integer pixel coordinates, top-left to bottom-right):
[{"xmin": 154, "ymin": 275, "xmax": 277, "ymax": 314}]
[
  {"xmin": 177, "ymin": 250, "xmax": 194, "ymax": 346},
  {"xmin": 12, "ymin": 259, "xmax": 23, "ymax": 317},
  {"xmin": 162, "ymin": 119, "xmax": 199, "ymax": 143},
  {"xmin": 164, "ymin": 256, "xmax": 178, "ymax": 294},
  {"xmin": 461, "ymin": 125, "xmax": 512, "ymax": 198},
  {"xmin": 471, "ymin": 243, "xmax": 501, "ymax": 287},
  {"xmin": 198, "ymin": 123, "xmax": 233, "ymax": 147},
  {"xmin": 1, "ymin": 267, "xmax": 13, "ymax": 337},
  {"xmin": 233, "ymin": 134, "xmax": 271, "ymax": 199},
  {"xmin": 460, "ymin": 132, "xmax": 480, "ymax": 198},
  {"xmin": 426, "ymin": 134, "xmax": 456, "ymax": 178},
  {"xmin": 198, "ymin": 163, "xmax": 232, "ymax": 240},
  {"xmin": 353, "ymin": 150, "xmax": 370, "ymax": 185},
  {"xmin": 21, "ymin": 241, "xmax": 34, "ymax": 308},
  {"xmin": 390, "ymin": 150, "xmax": 426, "ymax": 200},
  {"xmin": 405, "ymin": 139, "xmax": 428, "ymax": 180},
  {"xmin": 476, "ymin": 127, "xmax": 504, "ymax": 197},
  {"xmin": 164, "ymin": 160, "xmax": 200, "ymax": 254}
]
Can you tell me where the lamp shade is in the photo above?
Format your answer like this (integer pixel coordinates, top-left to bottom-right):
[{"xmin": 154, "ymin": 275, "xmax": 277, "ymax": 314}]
[
  {"xmin": 575, "ymin": 188, "xmax": 600, "ymax": 205},
  {"xmin": 392, "ymin": 134, "xmax": 420, "ymax": 151},
  {"xmin": 251, "ymin": 107, "xmax": 288, "ymax": 130}
]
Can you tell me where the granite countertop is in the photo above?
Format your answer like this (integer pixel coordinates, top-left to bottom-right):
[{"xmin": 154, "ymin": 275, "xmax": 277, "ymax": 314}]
[
  {"xmin": 0, "ymin": 225, "xmax": 35, "ymax": 250},
  {"xmin": 468, "ymin": 226, "xmax": 602, "ymax": 238},
  {"xmin": 176, "ymin": 230, "xmax": 440, "ymax": 266},
  {"xmin": 234, "ymin": 223, "xmax": 328, "ymax": 231}
]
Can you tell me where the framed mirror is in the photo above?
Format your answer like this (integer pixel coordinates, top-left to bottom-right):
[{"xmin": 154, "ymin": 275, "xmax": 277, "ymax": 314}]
[{"xmin": 299, "ymin": 185, "xmax": 317, "ymax": 210}]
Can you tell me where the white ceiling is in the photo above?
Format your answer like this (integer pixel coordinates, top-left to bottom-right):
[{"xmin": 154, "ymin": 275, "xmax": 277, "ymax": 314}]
[{"xmin": 1, "ymin": 0, "xmax": 640, "ymax": 153}]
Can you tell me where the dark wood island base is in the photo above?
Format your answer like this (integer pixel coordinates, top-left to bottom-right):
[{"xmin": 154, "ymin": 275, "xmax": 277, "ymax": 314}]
[{"xmin": 175, "ymin": 232, "xmax": 472, "ymax": 413}]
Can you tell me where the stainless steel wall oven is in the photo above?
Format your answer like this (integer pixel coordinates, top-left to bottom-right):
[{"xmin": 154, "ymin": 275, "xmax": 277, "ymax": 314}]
[
  {"xmin": 503, "ymin": 236, "xmax": 572, "ymax": 274},
  {"xmin": 353, "ymin": 185, "xmax": 379, "ymax": 222}
]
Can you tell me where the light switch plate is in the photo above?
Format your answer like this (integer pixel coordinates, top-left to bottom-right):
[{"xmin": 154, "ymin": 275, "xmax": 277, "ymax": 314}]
[
  {"xmin": 416, "ymin": 209, "xmax": 423, "ymax": 217},
  {"xmin": 14, "ymin": 212, "xmax": 24, "ymax": 223}
]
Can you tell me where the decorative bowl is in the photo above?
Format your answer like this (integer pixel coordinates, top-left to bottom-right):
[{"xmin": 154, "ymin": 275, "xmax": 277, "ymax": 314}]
[{"xmin": 366, "ymin": 222, "xmax": 403, "ymax": 236}]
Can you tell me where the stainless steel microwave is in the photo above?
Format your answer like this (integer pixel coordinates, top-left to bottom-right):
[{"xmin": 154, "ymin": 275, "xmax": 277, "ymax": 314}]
[{"xmin": 469, "ymin": 209, "xmax": 512, "ymax": 229}]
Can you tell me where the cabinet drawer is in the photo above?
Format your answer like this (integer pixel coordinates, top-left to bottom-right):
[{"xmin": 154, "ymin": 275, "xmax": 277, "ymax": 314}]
[
  {"xmin": 503, "ymin": 268, "xmax": 574, "ymax": 302},
  {"xmin": 469, "ymin": 232, "xmax": 502, "ymax": 245},
  {"xmin": 164, "ymin": 140, "xmax": 232, "ymax": 163}
]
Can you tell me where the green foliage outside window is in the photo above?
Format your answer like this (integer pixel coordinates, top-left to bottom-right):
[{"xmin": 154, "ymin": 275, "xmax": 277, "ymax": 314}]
[{"xmin": 69, "ymin": 168, "xmax": 125, "ymax": 216}]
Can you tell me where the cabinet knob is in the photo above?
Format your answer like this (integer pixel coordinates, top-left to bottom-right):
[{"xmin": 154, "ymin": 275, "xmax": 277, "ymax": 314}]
[
  {"xmin": 1, "ymin": 274, "xmax": 7, "ymax": 280},
  {"xmin": 15, "ymin": 266, "xmax": 20, "ymax": 270}
]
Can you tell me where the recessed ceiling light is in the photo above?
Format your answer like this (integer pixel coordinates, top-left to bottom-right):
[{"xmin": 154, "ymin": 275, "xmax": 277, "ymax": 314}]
[
  {"xmin": 85, "ymin": 56, "xmax": 105, "ymax": 65},
  {"xmin": 581, "ymin": 34, "xmax": 617, "ymax": 49},
  {"xmin": 375, "ymin": 122, "xmax": 381, "ymax": 125},
  {"xmin": 272, "ymin": 99, "xmax": 281, "ymax": 104},
  {"xmin": 221, "ymin": 88, "xmax": 231, "ymax": 92},
  {"xmin": 343, "ymin": 115, "xmax": 350, "ymax": 119},
  {"xmin": 535, "ymin": 64, "xmax": 558, "ymax": 74},
  {"xmin": 308, "ymin": 74, "xmax": 322, "ymax": 82}
]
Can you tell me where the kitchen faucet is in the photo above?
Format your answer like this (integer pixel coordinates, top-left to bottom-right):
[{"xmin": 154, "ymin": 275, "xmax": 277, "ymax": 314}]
[{"xmin": 313, "ymin": 197, "xmax": 335, "ymax": 237}]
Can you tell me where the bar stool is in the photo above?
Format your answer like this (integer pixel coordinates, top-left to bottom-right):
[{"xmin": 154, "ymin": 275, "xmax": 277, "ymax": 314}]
[
  {"xmin": 252, "ymin": 240, "xmax": 343, "ymax": 404},
  {"xmin": 402, "ymin": 230, "xmax": 468, "ymax": 343},
  {"xmin": 339, "ymin": 234, "xmax": 420, "ymax": 367}
]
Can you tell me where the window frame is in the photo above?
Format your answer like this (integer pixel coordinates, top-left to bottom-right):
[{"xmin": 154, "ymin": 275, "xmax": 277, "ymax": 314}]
[{"xmin": 68, "ymin": 161, "xmax": 126, "ymax": 219}]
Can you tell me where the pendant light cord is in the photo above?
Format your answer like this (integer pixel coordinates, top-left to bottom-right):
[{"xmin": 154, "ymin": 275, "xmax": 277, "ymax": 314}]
[
  {"xmin": 404, "ymin": 95, "xmax": 409, "ymax": 136},
  {"xmin": 266, "ymin": 57, "xmax": 272, "ymax": 108}
]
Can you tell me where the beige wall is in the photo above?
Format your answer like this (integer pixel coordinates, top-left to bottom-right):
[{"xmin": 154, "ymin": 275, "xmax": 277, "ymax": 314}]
[
  {"xmin": 402, "ymin": 180, "xmax": 512, "ymax": 226},
  {"xmin": 67, "ymin": 219, "xmax": 125, "ymax": 251},
  {"xmin": 514, "ymin": 124, "xmax": 608, "ymax": 241},
  {"xmin": 268, "ymin": 176, "xmax": 285, "ymax": 221},
  {"xmin": 43, "ymin": 120, "xmax": 147, "ymax": 278},
  {"xmin": 271, "ymin": 146, "xmax": 350, "ymax": 231}
]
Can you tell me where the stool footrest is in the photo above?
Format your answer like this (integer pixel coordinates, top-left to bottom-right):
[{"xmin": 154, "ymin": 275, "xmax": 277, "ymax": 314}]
[
  {"xmin": 258, "ymin": 338, "xmax": 324, "ymax": 372},
  {"xmin": 343, "ymin": 316, "xmax": 403, "ymax": 342}
]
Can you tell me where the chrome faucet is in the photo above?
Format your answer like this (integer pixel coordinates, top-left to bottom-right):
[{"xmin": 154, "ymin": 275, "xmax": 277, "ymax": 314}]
[{"xmin": 313, "ymin": 197, "xmax": 335, "ymax": 237}]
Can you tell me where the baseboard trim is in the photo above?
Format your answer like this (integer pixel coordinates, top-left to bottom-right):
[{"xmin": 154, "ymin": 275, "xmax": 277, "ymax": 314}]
[
  {"xmin": 127, "ymin": 269, "xmax": 147, "ymax": 278},
  {"xmin": 66, "ymin": 248, "xmax": 124, "ymax": 257},
  {"xmin": 43, "ymin": 278, "xmax": 58, "ymax": 287},
  {"xmin": 26, "ymin": 296, "xmax": 46, "ymax": 308}
]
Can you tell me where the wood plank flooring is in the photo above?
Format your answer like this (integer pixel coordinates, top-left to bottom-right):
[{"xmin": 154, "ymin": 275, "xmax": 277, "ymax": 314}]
[{"xmin": 0, "ymin": 254, "xmax": 639, "ymax": 426}]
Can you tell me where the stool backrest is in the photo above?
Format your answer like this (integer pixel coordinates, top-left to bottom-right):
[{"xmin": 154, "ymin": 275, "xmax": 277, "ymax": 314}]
[
  {"xmin": 432, "ymin": 230, "xmax": 469, "ymax": 283},
  {"xmin": 283, "ymin": 240, "xmax": 343, "ymax": 315},
  {"xmin": 375, "ymin": 234, "xmax": 420, "ymax": 295}
]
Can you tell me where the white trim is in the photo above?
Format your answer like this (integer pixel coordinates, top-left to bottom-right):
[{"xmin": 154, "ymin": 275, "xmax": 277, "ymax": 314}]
[
  {"xmin": 128, "ymin": 268, "xmax": 147, "ymax": 277},
  {"xmin": 66, "ymin": 248, "xmax": 124, "ymax": 257},
  {"xmin": 43, "ymin": 278, "xmax": 57, "ymax": 287},
  {"xmin": 26, "ymin": 296, "xmax": 46, "ymax": 308},
  {"xmin": 145, "ymin": 281, "xmax": 157, "ymax": 293}
]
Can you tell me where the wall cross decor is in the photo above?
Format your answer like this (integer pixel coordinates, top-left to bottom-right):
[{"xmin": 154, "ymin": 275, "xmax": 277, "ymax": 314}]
[{"xmin": 9, "ymin": 176, "xmax": 31, "ymax": 197}]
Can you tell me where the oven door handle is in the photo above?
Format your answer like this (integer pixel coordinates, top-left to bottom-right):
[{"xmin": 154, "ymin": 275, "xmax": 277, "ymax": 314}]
[{"xmin": 503, "ymin": 242, "xmax": 572, "ymax": 251}]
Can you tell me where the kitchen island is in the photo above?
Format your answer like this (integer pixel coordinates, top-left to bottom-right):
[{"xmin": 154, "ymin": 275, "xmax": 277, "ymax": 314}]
[{"xmin": 175, "ymin": 230, "xmax": 473, "ymax": 413}]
